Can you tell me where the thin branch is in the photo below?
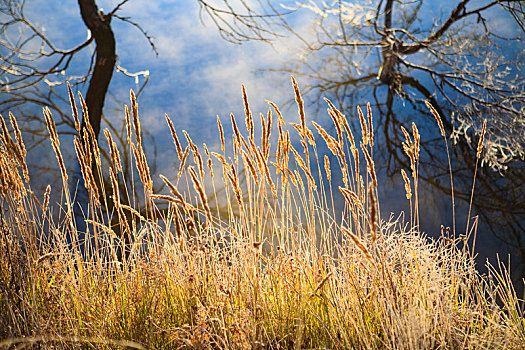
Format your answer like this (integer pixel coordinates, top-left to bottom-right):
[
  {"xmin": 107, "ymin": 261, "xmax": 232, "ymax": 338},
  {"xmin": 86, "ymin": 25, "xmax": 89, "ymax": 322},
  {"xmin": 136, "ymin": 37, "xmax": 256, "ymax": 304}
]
[
  {"xmin": 109, "ymin": 0, "xmax": 130, "ymax": 16},
  {"xmin": 113, "ymin": 14, "xmax": 158, "ymax": 56}
]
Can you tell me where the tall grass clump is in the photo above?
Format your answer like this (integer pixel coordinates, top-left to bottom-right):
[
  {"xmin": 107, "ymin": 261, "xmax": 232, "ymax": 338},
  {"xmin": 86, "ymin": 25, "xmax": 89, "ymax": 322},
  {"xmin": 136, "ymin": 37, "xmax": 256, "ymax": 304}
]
[{"xmin": 1, "ymin": 77, "xmax": 524, "ymax": 349}]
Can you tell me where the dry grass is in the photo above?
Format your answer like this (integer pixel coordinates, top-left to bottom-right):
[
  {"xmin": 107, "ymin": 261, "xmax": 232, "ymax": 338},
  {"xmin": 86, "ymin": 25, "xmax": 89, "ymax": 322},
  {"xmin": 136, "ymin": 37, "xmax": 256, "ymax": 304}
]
[{"xmin": 0, "ymin": 78, "xmax": 524, "ymax": 349}]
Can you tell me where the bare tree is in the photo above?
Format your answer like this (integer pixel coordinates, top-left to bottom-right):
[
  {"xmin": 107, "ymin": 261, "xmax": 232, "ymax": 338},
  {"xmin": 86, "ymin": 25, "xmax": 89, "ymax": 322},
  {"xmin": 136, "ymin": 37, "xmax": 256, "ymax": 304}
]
[
  {"xmin": 199, "ymin": 0, "xmax": 524, "ymax": 171},
  {"xmin": 0, "ymin": 0, "xmax": 160, "ymax": 260},
  {"xmin": 2, "ymin": 0, "xmax": 522, "ymax": 168},
  {"xmin": 0, "ymin": 0, "xmax": 154, "ymax": 140},
  {"xmin": 197, "ymin": 0, "xmax": 525, "ymax": 278}
]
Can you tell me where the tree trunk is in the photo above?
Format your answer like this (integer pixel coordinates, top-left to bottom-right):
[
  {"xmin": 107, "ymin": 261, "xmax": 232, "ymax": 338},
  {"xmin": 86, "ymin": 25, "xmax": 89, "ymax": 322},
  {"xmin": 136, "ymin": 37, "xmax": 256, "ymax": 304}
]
[
  {"xmin": 378, "ymin": 0, "xmax": 397, "ymax": 86},
  {"xmin": 78, "ymin": 0, "xmax": 116, "ymax": 140},
  {"xmin": 77, "ymin": 0, "xmax": 130, "ymax": 259},
  {"xmin": 378, "ymin": 45, "xmax": 397, "ymax": 85}
]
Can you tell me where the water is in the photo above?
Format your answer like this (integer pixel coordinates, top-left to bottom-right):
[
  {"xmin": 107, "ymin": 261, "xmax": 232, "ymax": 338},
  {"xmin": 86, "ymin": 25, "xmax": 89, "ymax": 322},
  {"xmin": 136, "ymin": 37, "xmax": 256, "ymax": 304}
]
[{"xmin": 1, "ymin": 0, "xmax": 524, "ymax": 290}]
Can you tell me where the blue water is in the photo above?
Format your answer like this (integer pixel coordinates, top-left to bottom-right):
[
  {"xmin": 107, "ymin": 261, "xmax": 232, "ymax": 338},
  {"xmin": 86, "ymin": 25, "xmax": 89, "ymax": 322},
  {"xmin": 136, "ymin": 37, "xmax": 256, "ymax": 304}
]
[{"xmin": 1, "ymin": 0, "xmax": 523, "ymax": 287}]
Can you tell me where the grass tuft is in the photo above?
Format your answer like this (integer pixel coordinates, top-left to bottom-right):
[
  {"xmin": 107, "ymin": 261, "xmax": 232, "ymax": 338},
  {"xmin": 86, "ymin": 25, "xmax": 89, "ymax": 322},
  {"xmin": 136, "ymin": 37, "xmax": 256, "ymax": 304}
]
[{"xmin": 0, "ymin": 79, "xmax": 524, "ymax": 349}]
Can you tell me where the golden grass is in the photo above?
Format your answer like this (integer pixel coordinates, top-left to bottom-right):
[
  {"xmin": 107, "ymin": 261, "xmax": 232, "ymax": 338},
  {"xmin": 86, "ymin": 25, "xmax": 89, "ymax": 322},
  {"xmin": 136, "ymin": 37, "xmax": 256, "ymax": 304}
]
[{"xmin": 0, "ymin": 77, "xmax": 524, "ymax": 349}]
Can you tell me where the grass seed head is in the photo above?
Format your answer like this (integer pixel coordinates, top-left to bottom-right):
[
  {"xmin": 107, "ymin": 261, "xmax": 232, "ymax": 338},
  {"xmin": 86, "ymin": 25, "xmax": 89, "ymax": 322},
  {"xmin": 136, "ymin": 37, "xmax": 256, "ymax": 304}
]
[
  {"xmin": 401, "ymin": 169, "xmax": 412, "ymax": 200},
  {"xmin": 67, "ymin": 82, "xmax": 81, "ymax": 132},
  {"xmin": 217, "ymin": 116, "xmax": 225, "ymax": 153},
  {"xmin": 188, "ymin": 166, "xmax": 212, "ymax": 222},
  {"xmin": 412, "ymin": 122, "xmax": 420, "ymax": 161},
  {"xmin": 165, "ymin": 114, "xmax": 184, "ymax": 160},
  {"xmin": 367, "ymin": 102, "xmax": 374, "ymax": 147},
  {"xmin": 425, "ymin": 100, "xmax": 445, "ymax": 137},
  {"xmin": 324, "ymin": 155, "xmax": 331, "ymax": 181},
  {"xmin": 341, "ymin": 226, "xmax": 371, "ymax": 260},
  {"xmin": 242, "ymin": 85, "xmax": 254, "ymax": 142},
  {"xmin": 361, "ymin": 142, "xmax": 377, "ymax": 188},
  {"xmin": 477, "ymin": 119, "xmax": 487, "ymax": 159},
  {"xmin": 358, "ymin": 105, "xmax": 368, "ymax": 146}
]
